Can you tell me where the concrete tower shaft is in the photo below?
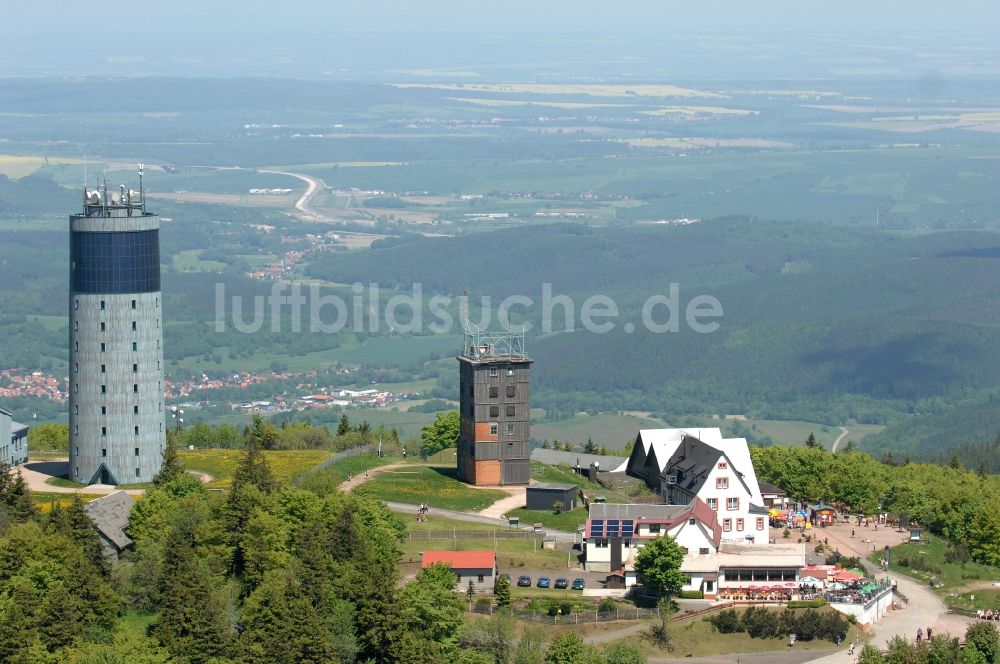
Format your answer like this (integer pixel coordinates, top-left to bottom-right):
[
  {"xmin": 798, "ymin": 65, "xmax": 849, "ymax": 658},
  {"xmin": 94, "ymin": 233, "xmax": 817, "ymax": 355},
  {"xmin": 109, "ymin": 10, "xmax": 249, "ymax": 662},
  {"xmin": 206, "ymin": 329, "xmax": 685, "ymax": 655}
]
[{"xmin": 69, "ymin": 177, "xmax": 165, "ymax": 485}]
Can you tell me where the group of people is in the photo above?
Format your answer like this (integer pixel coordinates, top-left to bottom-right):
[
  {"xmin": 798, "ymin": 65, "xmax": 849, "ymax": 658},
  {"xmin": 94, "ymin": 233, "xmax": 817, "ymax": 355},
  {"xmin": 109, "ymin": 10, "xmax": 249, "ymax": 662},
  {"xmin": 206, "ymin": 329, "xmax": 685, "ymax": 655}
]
[
  {"xmin": 415, "ymin": 503, "xmax": 430, "ymax": 523},
  {"xmin": 916, "ymin": 627, "xmax": 933, "ymax": 642},
  {"xmin": 976, "ymin": 609, "xmax": 1000, "ymax": 621}
]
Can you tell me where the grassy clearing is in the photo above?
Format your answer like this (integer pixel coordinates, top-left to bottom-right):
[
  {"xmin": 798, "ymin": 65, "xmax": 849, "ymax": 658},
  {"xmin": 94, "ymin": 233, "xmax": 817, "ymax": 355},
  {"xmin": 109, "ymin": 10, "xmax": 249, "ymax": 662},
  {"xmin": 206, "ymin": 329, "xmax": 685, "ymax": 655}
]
[
  {"xmin": 355, "ymin": 465, "xmax": 505, "ymax": 511},
  {"xmin": 528, "ymin": 461, "xmax": 601, "ymax": 490},
  {"xmin": 948, "ymin": 589, "xmax": 1000, "ymax": 612},
  {"xmin": 873, "ymin": 534, "xmax": 1000, "ymax": 596},
  {"xmin": 178, "ymin": 449, "xmax": 331, "ymax": 488},
  {"xmin": 620, "ymin": 611, "xmax": 857, "ymax": 658},
  {"xmin": 300, "ymin": 453, "xmax": 395, "ymax": 489}
]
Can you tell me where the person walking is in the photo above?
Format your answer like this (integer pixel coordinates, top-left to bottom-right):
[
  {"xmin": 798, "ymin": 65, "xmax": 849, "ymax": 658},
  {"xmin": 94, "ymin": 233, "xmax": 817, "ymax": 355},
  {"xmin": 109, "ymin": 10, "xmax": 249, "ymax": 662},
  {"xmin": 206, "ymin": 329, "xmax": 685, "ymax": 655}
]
[{"xmin": 916, "ymin": 628, "xmax": 923, "ymax": 643}]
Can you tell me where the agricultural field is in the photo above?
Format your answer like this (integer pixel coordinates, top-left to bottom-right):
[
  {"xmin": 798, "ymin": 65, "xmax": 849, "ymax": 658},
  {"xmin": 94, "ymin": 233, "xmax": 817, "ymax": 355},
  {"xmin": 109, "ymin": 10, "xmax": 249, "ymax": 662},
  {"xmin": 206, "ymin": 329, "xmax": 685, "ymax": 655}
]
[
  {"xmin": 177, "ymin": 448, "xmax": 331, "ymax": 488},
  {"xmin": 532, "ymin": 413, "xmax": 668, "ymax": 450},
  {"xmin": 354, "ymin": 464, "xmax": 506, "ymax": 511}
]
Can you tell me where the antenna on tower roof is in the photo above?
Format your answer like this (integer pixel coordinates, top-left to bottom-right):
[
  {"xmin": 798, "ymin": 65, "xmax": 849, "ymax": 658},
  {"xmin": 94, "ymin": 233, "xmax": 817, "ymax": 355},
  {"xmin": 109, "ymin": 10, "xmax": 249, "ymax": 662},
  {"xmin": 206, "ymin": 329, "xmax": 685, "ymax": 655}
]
[{"xmin": 138, "ymin": 163, "xmax": 145, "ymax": 214}]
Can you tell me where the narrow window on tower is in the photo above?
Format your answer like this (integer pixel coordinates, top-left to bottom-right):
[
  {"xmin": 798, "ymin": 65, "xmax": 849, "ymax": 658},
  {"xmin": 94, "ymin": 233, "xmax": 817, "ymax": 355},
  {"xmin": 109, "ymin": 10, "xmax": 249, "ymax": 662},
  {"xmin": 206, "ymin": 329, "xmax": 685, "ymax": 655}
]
[
  {"xmin": 133, "ymin": 363, "xmax": 138, "ymax": 373},
  {"xmin": 490, "ymin": 424, "xmax": 498, "ymax": 435},
  {"xmin": 133, "ymin": 405, "xmax": 139, "ymax": 415},
  {"xmin": 100, "ymin": 384, "xmax": 106, "ymax": 394},
  {"xmin": 489, "ymin": 386, "xmax": 499, "ymax": 398},
  {"xmin": 74, "ymin": 299, "xmax": 79, "ymax": 310},
  {"xmin": 101, "ymin": 364, "xmax": 106, "ymax": 373},
  {"xmin": 74, "ymin": 321, "xmax": 79, "ymax": 331},
  {"xmin": 506, "ymin": 405, "xmax": 515, "ymax": 417},
  {"xmin": 131, "ymin": 321, "xmax": 137, "ymax": 331},
  {"xmin": 131, "ymin": 299, "xmax": 136, "ymax": 309},
  {"xmin": 134, "ymin": 426, "xmax": 139, "ymax": 436},
  {"xmin": 74, "ymin": 363, "xmax": 78, "ymax": 373},
  {"xmin": 100, "ymin": 322, "xmax": 105, "ymax": 331},
  {"xmin": 132, "ymin": 342, "xmax": 137, "ymax": 351},
  {"xmin": 100, "ymin": 300, "xmax": 105, "ymax": 310},
  {"xmin": 507, "ymin": 423, "xmax": 514, "ymax": 435},
  {"xmin": 133, "ymin": 384, "xmax": 138, "ymax": 393},
  {"xmin": 135, "ymin": 468, "xmax": 140, "ymax": 478},
  {"xmin": 102, "ymin": 448, "xmax": 107, "ymax": 457},
  {"xmin": 74, "ymin": 425, "xmax": 78, "ymax": 435},
  {"xmin": 74, "ymin": 342, "xmax": 78, "ymax": 351},
  {"xmin": 74, "ymin": 405, "xmax": 78, "ymax": 415},
  {"xmin": 100, "ymin": 343, "xmax": 106, "ymax": 352},
  {"xmin": 101, "ymin": 406, "xmax": 106, "ymax": 415},
  {"xmin": 135, "ymin": 448, "xmax": 140, "ymax": 456},
  {"xmin": 101, "ymin": 427, "xmax": 106, "ymax": 437}
]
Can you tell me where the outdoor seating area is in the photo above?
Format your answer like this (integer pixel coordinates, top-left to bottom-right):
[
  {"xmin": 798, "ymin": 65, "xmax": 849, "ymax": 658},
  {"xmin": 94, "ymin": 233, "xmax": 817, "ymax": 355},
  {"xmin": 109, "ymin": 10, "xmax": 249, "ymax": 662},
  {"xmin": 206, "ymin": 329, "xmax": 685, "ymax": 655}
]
[
  {"xmin": 976, "ymin": 610, "xmax": 1000, "ymax": 621},
  {"xmin": 718, "ymin": 584, "xmax": 795, "ymax": 602},
  {"xmin": 824, "ymin": 579, "xmax": 892, "ymax": 605}
]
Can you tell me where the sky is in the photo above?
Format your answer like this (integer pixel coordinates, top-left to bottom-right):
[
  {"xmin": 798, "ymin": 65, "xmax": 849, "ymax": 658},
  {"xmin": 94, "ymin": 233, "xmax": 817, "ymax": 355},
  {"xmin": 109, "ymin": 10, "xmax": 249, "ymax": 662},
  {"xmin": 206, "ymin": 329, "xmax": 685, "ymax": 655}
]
[{"xmin": 3, "ymin": 0, "xmax": 1000, "ymax": 34}]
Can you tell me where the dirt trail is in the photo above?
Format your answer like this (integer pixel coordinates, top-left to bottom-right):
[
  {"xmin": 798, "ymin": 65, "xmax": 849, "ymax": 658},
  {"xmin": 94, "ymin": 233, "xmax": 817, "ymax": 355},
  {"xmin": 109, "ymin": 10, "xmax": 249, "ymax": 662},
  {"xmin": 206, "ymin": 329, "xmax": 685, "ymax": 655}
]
[
  {"xmin": 338, "ymin": 462, "xmax": 525, "ymax": 519},
  {"xmin": 831, "ymin": 426, "xmax": 850, "ymax": 452}
]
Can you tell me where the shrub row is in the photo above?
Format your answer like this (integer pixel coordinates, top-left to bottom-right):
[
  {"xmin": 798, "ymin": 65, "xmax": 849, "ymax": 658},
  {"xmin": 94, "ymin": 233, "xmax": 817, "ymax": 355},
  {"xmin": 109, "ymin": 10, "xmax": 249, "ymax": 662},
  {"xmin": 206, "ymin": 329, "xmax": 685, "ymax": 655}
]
[
  {"xmin": 787, "ymin": 598, "xmax": 827, "ymax": 609},
  {"xmin": 709, "ymin": 606, "xmax": 849, "ymax": 642}
]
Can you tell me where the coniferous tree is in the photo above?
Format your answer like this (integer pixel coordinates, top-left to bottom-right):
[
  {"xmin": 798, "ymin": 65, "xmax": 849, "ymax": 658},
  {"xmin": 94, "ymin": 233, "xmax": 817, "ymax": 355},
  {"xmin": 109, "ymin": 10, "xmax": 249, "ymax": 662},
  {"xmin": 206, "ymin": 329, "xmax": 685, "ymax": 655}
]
[
  {"xmin": 494, "ymin": 573, "xmax": 512, "ymax": 609},
  {"xmin": 149, "ymin": 527, "xmax": 231, "ymax": 663},
  {"xmin": 336, "ymin": 414, "xmax": 351, "ymax": 437},
  {"xmin": 154, "ymin": 435, "xmax": 184, "ymax": 486},
  {"xmin": 38, "ymin": 580, "xmax": 87, "ymax": 652}
]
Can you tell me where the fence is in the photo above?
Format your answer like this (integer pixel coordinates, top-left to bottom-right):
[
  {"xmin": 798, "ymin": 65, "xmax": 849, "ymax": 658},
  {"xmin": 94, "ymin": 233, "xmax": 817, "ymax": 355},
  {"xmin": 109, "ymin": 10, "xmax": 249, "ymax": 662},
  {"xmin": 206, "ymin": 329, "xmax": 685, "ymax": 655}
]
[
  {"xmin": 466, "ymin": 600, "xmax": 732, "ymax": 625},
  {"xmin": 468, "ymin": 604, "xmax": 659, "ymax": 624},
  {"xmin": 408, "ymin": 530, "xmax": 541, "ymax": 541}
]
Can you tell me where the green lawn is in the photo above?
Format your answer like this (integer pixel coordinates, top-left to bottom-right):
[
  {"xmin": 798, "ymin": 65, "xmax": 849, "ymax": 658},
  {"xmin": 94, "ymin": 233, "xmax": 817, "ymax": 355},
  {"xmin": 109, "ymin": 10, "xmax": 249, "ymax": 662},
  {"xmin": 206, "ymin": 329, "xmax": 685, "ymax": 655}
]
[
  {"xmin": 871, "ymin": 534, "xmax": 1000, "ymax": 598},
  {"xmin": 355, "ymin": 464, "xmax": 506, "ymax": 511},
  {"xmin": 948, "ymin": 589, "xmax": 1000, "ymax": 613},
  {"xmin": 298, "ymin": 453, "xmax": 396, "ymax": 492},
  {"xmin": 528, "ymin": 461, "xmax": 602, "ymax": 490},
  {"xmin": 45, "ymin": 476, "xmax": 86, "ymax": 489}
]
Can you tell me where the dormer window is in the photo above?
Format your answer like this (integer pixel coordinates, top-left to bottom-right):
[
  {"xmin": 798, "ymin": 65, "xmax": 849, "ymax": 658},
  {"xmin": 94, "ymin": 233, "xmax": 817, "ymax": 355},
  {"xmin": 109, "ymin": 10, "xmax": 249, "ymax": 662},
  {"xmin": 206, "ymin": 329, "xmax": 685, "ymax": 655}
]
[{"xmin": 718, "ymin": 462, "xmax": 728, "ymax": 470}]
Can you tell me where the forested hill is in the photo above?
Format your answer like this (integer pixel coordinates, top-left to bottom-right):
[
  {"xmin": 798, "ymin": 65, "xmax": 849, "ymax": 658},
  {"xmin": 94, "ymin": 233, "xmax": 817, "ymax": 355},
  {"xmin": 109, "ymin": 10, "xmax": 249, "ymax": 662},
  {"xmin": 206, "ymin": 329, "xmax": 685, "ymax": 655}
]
[{"xmin": 308, "ymin": 219, "xmax": 1000, "ymax": 458}]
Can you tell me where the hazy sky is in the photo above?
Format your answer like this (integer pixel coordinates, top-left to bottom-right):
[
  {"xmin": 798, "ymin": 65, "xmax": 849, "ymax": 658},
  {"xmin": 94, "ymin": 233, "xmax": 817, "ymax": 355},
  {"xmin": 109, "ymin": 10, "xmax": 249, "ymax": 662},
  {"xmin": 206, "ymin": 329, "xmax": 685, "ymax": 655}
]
[{"xmin": 4, "ymin": 0, "xmax": 1000, "ymax": 34}]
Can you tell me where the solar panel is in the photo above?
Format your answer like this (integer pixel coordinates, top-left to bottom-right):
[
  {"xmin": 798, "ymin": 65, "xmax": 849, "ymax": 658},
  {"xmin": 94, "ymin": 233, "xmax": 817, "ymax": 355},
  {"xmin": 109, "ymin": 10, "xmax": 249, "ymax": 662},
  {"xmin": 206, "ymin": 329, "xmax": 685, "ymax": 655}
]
[
  {"xmin": 607, "ymin": 520, "xmax": 620, "ymax": 535},
  {"xmin": 590, "ymin": 519, "xmax": 604, "ymax": 536},
  {"xmin": 622, "ymin": 519, "xmax": 634, "ymax": 536}
]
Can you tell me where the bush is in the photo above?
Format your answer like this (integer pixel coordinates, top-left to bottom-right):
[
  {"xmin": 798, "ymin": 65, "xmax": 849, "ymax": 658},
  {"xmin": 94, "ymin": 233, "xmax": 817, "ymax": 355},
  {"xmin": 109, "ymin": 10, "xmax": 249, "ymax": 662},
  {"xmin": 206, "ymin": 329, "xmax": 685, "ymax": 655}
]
[
  {"xmin": 547, "ymin": 602, "xmax": 559, "ymax": 616},
  {"xmin": 741, "ymin": 606, "xmax": 781, "ymax": 639},
  {"xmin": 788, "ymin": 598, "xmax": 827, "ymax": 609},
  {"xmin": 559, "ymin": 601, "xmax": 573, "ymax": 616},
  {"xmin": 709, "ymin": 608, "xmax": 742, "ymax": 634},
  {"xmin": 598, "ymin": 598, "xmax": 618, "ymax": 613},
  {"xmin": 679, "ymin": 590, "xmax": 704, "ymax": 599}
]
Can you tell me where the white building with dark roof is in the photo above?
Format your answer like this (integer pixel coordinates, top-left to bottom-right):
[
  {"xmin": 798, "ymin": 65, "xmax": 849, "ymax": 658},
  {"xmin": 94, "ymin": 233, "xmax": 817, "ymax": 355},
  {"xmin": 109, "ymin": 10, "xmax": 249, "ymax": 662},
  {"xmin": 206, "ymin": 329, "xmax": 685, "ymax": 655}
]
[{"xmin": 619, "ymin": 428, "xmax": 769, "ymax": 545}]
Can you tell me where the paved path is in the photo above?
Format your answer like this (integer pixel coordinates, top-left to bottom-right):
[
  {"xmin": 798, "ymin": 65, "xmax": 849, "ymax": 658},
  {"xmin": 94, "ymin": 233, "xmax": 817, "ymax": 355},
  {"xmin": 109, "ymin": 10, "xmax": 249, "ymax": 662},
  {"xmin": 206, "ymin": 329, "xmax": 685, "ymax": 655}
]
[
  {"xmin": 806, "ymin": 521, "xmax": 962, "ymax": 664},
  {"xmin": 831, "ymin": 427, "xmax": 850, "ymax": 453},
  {"xmin": 14, "ymin": 459, "xmax": 212, "ymax": 496},
  {"xmin": 338, "ymin": 461, "xmax": 531, "ymax": 524}
]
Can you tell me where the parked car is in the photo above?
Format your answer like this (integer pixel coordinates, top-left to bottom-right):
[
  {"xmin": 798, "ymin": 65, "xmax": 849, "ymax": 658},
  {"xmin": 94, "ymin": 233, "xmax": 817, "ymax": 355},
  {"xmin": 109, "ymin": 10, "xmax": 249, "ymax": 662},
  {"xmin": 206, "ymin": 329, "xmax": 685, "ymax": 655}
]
[
  {"xmin": 571, "ymin": 578, "xmax": 586, "ymax": 590},
  {"xmin": 554, "ymin": 577, "xmax": 568, "ymax": 589},
  {"xmin": 517, "ymin": 575, "xmax": 531, "ymax": 587},
  {"xmin": 537, "ymin": 576, "xmax": 551, "ymax": 589}
]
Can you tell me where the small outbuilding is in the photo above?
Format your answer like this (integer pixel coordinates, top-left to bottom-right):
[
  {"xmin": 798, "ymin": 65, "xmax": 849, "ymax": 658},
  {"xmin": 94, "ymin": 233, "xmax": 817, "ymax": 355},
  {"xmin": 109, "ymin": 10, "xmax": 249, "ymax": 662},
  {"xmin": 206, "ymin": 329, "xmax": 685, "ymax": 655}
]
[
  {"xmin": 526, "ymin": 482, "xmax": 577, "ymax": 511},
  {"xmin": 83, "ymin": 490, "xmax": 135, "ymax": 559},
  {"xmin": 422, "ymin": 550, "xmax": 497, "ymax": 592}
]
